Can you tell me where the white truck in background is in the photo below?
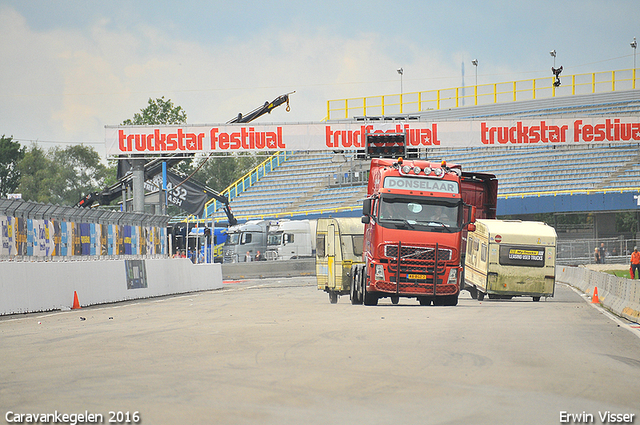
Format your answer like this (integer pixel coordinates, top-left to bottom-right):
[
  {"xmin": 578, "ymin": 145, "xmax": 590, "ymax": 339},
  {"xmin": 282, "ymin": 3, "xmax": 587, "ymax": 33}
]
[
  {"xmin": 266, "ymin": 219, "xmax": 316, "ymax": 260},
  {"xmin": 222, "ymin": 220, "xmax": 270, "ymax": 263}
]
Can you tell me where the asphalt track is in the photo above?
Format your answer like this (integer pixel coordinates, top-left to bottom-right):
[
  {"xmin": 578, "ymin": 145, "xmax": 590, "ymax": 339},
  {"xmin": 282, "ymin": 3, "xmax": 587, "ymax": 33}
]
[{"xmin": 1, "ymin": 278, "xmax": 639, "ymax": 425}]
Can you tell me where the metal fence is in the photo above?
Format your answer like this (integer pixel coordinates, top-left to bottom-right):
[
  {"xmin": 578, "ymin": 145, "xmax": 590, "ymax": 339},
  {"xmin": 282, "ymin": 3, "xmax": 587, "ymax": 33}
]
[
  {"xmin": 557, "ymin": 237, "xmax": 640, "ymax": 266},
  {"xmin": 0, "ymin": 199, "xmax": 169, "ymax": 261}
]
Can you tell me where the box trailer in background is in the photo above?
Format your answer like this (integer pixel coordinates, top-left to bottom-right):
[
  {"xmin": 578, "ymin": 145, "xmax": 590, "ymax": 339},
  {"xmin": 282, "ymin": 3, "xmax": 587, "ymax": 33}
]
[
  {"xmin": 464, "ymin": 219, "xmax": 557, "ymax": 301},
  {"xmin": 316, "ymin": 217, "xmax": 365, "ymax": 303}
]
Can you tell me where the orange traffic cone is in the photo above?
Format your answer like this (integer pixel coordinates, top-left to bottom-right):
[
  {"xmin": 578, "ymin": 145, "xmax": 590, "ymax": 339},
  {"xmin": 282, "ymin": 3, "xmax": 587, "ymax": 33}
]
[
  {"xmin": 72, "ymin": 291, "xmax": 81, "ymax": 309},
  {"xmin": 591, "ymin": 287, "xmax": 600, "ymax": 304}
]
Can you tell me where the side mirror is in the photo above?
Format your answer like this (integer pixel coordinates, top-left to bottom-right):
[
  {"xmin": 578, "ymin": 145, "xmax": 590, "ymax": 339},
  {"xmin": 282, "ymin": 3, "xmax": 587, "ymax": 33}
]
[
  {"xmin": 467, "ymin": 223, "xmax": 476, "ymax": 233},
  {"xmin": 469, "ymin": 206, "xmax": 476, "ymax": 224},
  {"xmin": 362, "ymin": 198, "xmax": 372, "ymax": 216},
  {"xmin": 361, "ymin": 215, "xmax": 370, "ymax": 224}
]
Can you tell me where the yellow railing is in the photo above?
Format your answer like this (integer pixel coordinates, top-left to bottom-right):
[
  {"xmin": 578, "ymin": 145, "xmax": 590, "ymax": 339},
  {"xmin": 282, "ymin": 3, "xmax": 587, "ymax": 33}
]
[
  {"xmin": 207, "ymin": 205, "xmax": 363, "ymax": 223},
  {"xmin": 326, "ymin": 68, "xmax": 638, "ymax": 120},
  {"xmin": 203, "ymin": 151, "xmax": 289, "ymax": 218}
]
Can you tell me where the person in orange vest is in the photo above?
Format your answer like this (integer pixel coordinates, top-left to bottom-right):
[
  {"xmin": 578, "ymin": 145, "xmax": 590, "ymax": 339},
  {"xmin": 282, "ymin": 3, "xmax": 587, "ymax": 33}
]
[{"xmin": 631, "ymin": 246, "xmax": 640, "ymax": 279}]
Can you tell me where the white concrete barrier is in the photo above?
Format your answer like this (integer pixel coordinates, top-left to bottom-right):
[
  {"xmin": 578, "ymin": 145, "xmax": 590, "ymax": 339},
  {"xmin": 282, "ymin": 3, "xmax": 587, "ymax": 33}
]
[
  {"xmin": 0, "ymin": 258, "xmax": 222, "ymax": 316},
  {"xmin": 557, "ymin": 266, "xmax": 640, "ymax": 322}
]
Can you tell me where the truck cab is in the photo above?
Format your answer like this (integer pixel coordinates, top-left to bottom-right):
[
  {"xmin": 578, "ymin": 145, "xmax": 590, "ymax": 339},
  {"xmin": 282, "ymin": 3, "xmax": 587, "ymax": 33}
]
[
  {"xmin": 222, "ymin": 220, "xmax": 269, "ymax": 263},
  {"xmin": 266, "ymin": 219, "xmax": 316, "ymax": 261}
]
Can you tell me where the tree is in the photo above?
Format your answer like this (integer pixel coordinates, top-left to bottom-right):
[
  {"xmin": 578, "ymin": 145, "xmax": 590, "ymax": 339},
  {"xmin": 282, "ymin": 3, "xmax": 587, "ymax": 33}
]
[
  {"xmin": 122, "ymin": 97, "xmax": 187, "ymax": 126},
  {"xmin": 193, "ymin": 153, "xmax": 262, "ymax": 191},
  {"xmin": 16, "ymin": 145, "xmax": 59, "ymax": 204},
  {"xmin": 17, "ymin": 144, "xmax": 110, "ymax": 205},
  {"xmin": 51, "ymin": 145, "xmax": 110, "ymax": 205},
  {"xmin": 0, "ymin": 135, "xmax": 25, "ymax": 198}
]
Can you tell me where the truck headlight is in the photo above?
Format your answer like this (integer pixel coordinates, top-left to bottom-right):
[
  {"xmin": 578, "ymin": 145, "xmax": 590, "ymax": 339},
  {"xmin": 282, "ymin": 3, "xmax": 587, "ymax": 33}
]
[
  {"xmin": 375, "ymin": 264, "xmax": 385, "ymax": 281},
  {"xmin": 447, "ymin": 268, "xmax": 458, "ymax": 285}
]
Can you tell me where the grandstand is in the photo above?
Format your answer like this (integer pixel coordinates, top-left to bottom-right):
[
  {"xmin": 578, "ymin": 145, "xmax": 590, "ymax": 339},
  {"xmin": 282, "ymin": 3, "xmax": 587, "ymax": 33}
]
[{"xmin": 206, "ymin": 75, "xmax": 640, "ymax": 244}]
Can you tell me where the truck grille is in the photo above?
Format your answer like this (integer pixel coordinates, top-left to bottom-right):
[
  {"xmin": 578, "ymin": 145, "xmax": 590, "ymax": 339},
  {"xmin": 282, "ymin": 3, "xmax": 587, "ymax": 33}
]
[
  {"xmin": 382, "ymin": 243, "xmax": 456, "ymax": 295},
  {"xmin": 385, "ymin": 245, "xmax": 452, "ymax": 261}
]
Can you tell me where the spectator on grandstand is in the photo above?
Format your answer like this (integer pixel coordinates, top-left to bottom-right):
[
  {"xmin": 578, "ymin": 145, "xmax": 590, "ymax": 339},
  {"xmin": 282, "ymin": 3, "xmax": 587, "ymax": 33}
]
[
  {"xmin": 594, "ymin": 247, "xmax": 601, "ymax": 264},
  {"xmin": 631, "ymin": 247, "xmax": 640, "ymax": 279}
]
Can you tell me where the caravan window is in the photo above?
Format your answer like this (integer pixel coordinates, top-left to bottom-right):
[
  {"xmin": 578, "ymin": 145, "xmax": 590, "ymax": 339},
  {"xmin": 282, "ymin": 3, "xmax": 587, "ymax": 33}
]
[
  {"xmin": 316, "ymin": 234, "xmax": 325, "ymax": 257},
  {"xmin": 341, "ymin": 235, "xmax": 364, "ymax": 257},
  {"xmin": 352, "ymin": 235, "xmax": 364, "ymax": 256},
  {"xmin": 481, "ymin": 243, "xmax": 487, "ymax": 262}
]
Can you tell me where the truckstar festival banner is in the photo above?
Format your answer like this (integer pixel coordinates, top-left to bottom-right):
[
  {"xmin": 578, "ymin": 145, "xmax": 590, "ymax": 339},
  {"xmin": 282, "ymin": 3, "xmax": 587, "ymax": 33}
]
[{"xmin": 105, "ymin": 117, "xmax": 640, "ymax": 156}]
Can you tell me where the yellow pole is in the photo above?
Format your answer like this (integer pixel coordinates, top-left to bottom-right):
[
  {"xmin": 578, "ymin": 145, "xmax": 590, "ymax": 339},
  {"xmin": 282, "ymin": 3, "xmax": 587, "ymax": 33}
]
[
  {"xmin": 532, "ymin": 78, "xmax": 536, "ymax": 100},
  {"xmin": 612, "ymin": 71, "xmax": 615, "ymax": 92}
]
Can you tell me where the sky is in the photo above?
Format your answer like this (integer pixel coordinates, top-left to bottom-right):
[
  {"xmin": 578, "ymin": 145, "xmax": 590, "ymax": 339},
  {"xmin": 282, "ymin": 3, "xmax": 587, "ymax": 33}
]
[{"xmin": 1, "ymin": 0, "xmax": 639, "ymax": 159}]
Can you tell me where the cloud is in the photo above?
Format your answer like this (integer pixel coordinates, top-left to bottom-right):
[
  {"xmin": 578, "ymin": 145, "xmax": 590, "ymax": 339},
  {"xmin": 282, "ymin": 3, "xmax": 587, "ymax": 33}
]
[{"xmin": 0, "ymin": 5, "xmax": 473, "ymax": 153}]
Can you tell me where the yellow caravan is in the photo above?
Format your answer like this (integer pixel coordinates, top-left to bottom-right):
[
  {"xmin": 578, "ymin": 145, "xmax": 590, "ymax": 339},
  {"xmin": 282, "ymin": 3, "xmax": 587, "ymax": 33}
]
[
  {"xmin": 316, "ymin": 217, "xmax": 365, "ymax": 304},
  {"xmin": 464, "ymin": 219, "xmax": 557, "ymax": 301}
]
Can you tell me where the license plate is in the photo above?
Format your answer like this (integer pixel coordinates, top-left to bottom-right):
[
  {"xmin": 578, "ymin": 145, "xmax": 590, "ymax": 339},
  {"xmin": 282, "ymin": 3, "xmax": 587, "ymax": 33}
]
[{"xmin": 407, "ymin": 274, "xmax": 426, "ymax": 280}]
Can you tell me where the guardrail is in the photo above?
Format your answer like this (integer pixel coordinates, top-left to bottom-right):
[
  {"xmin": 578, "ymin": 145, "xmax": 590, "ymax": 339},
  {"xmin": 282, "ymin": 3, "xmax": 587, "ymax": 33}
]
[
  {"xmin": 204, "ymin": 151, "xmax": 290, "ymax": 218},
  {"xmin": 556, "ymin": 266, "xmax": 640, "ymax": 323},
  {"xmin": 326, "ymin": 68, "xmax": 638, "ymax": 120}
]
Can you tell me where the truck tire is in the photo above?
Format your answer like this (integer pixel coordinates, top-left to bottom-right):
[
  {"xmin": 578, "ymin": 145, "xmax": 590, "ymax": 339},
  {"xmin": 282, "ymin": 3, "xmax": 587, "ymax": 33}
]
[
  {"xmin": 441, "ymin": 294, "xmax": 458, "ymax": 306},
  {"xmin": 532, "ymin": 296, "xmax": 541, "ymax": 302},
  {"xmin": 362, "ymin": 277, "xmax": 378, "ymax": 306},
  {"xmin": 390, "ymin": 296, "xmax": 399, "ymax": 305},
  {"xmin": 419, "ymin": 297, "xmax": 432, "ymax": 306},
  {"xmin": 350, "ymin": 265, "xmax": 363, "ymax": 305},
  {"xmin": 477, "ymin": 291, "xmax": 485, "ymax": 301}
]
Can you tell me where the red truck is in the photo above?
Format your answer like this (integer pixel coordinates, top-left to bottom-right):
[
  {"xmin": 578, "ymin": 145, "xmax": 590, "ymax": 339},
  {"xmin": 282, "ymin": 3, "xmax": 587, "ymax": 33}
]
[{"xmin": 350, "ymin": 145, "xmax": 497, "ymax": 306}]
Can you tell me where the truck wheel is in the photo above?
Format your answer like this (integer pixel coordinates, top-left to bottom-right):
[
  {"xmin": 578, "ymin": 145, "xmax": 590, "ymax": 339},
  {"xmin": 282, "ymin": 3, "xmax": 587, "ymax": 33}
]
[
  {"xmin": 329, "ymin": 291, "xmax": 338, "ymax": 304},
  {"xmin": 477, "ymin": 291, "xmax": 485, "ymax": 301},
  {"xmin": 442, "ymin": 295, "xmax": 458, "ymax": 306},
  {"xmin": 532, "ymin": 296, "xmax": 541, "ymax": 302},
  {"xmin": 390, "ymin": 296, "xmax": 399, "ymax": 305},
  {"xmin": 419, "ymin": 297, "xmax": 432, "ymax": 306},
  {"xmin": 351, "ymin": 265, "xmax": 363, "ymax": 305},
  {"xmin": 363, "ymin": 281, "xmax": 378, "ymax": 306}
]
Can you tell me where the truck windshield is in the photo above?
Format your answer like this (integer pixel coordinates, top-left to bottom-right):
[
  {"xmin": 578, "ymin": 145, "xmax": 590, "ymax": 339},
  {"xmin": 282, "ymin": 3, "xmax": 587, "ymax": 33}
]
[
  {"xmin": 267, "ymin": 232, "xmax": 282, "ymax": 246},
  {"xmin": 378, "ymin": 195, "xmax": 462, "ymax": 231},
  {"xmin": 225, "ymin": 233, "xmax": 240, "ymax": 245}
]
